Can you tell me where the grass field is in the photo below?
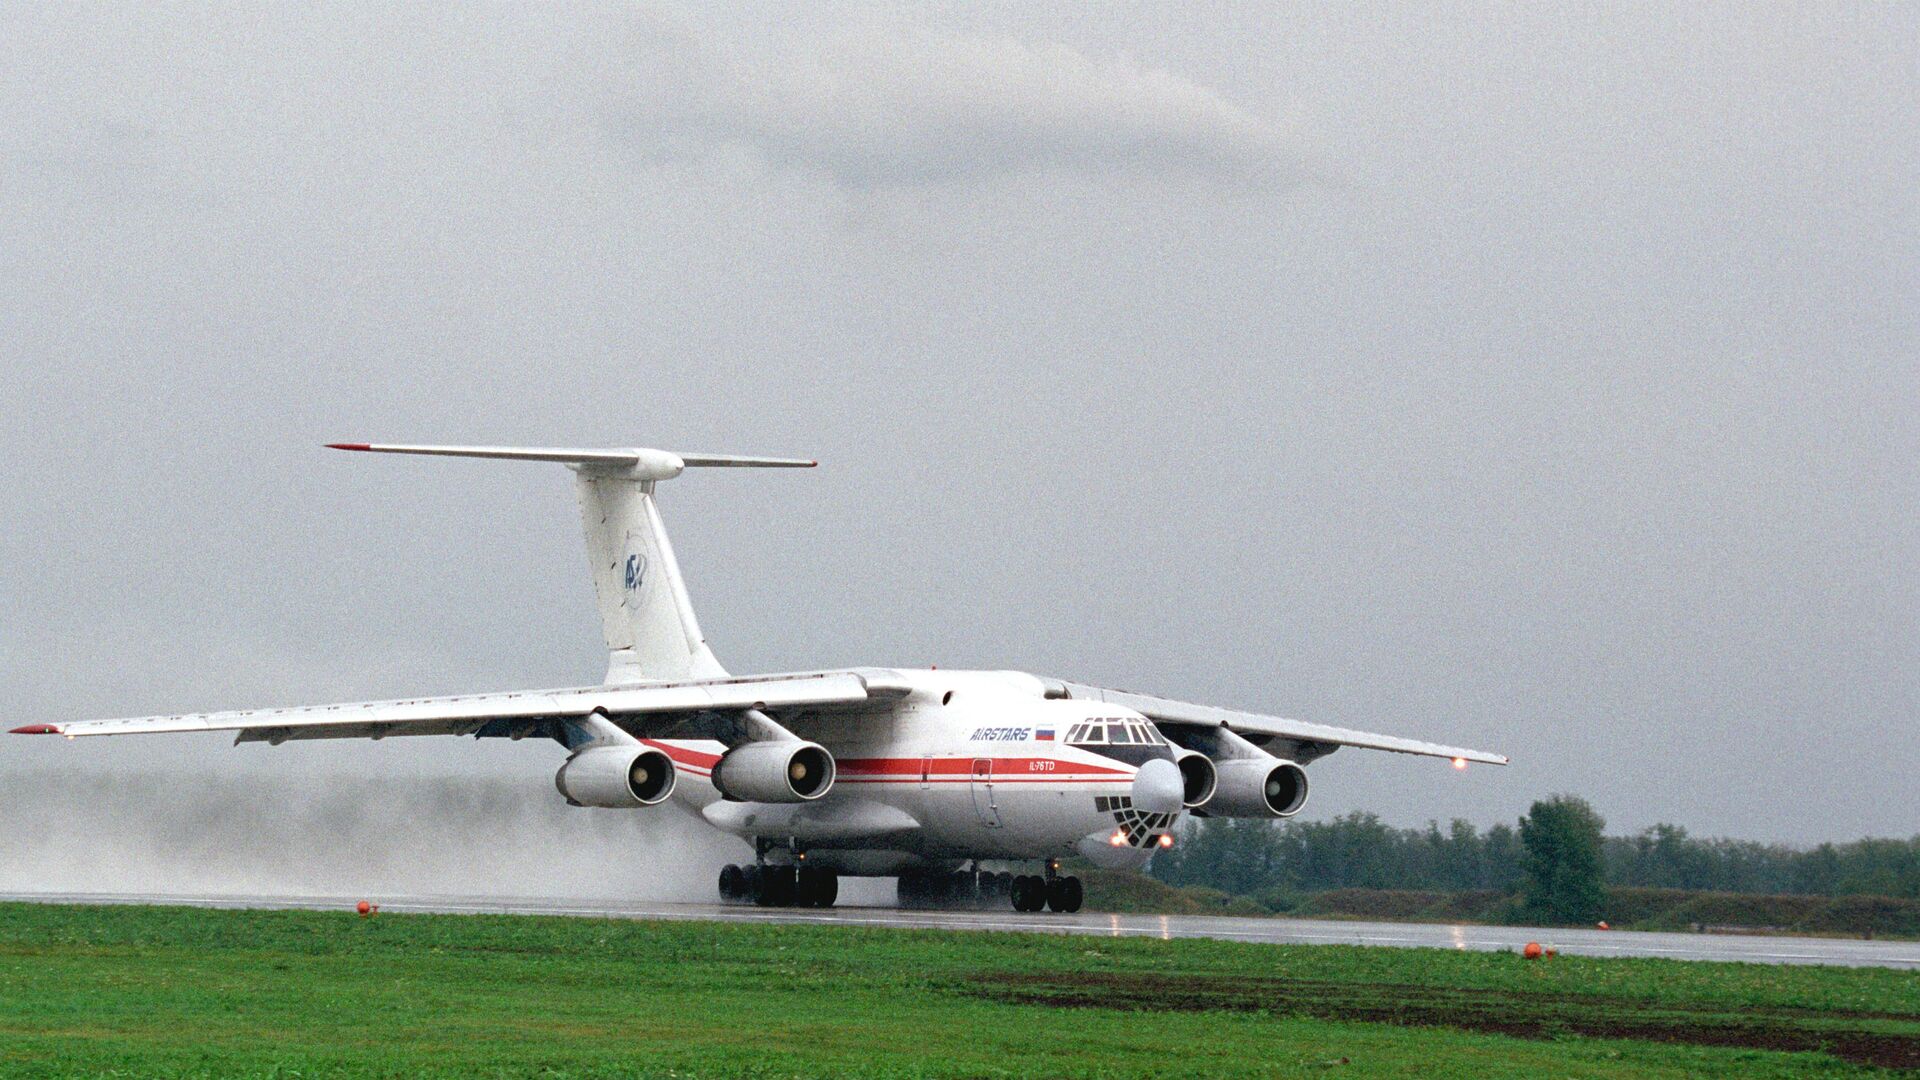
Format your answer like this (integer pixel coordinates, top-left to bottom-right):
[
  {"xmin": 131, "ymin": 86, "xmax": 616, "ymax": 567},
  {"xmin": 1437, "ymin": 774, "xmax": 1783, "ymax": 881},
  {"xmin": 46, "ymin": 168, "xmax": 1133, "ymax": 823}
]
[
  {"xmin": 1, "ymin": 902, "xmax": 1915, "ymax": 1078},
  {"xmin": 1084, "ymin": 869, "xmax": 1920, "ymax": 940}
]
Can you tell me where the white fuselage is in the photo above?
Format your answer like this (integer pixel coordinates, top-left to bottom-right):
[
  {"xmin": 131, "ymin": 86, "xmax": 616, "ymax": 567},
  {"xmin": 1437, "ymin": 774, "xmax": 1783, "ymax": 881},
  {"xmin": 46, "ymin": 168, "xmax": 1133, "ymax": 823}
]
[{"xmin": 643, "ymin": 670, "xmax": 1180, "ymax": 876}]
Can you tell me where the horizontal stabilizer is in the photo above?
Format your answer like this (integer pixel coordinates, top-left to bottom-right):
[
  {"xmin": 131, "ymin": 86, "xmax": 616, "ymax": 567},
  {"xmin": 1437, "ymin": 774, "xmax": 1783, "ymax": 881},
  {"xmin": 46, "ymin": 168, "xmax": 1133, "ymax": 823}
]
[
  {"xmin": 326, "ymin": 440, "xmax": 814, "ymax": 682},
  {"xmin": 326, "ymin": 443, "xmax": 814, "ymax": 480}
]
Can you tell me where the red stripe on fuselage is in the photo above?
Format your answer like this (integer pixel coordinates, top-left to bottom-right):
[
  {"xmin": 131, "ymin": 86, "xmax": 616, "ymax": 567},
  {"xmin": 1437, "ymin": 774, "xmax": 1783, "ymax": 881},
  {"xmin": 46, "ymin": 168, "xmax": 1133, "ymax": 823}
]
[
  {"xmin": 837, "ymin": 757, "xmax": 1128, "ymax": 778},
  {"xmin": 837, "ymin": 772, "xmax": 1128, "ymax": 780},
  {"xmin": 639, "ymin": 739, "xmax": 1130, "ymax": 784}
]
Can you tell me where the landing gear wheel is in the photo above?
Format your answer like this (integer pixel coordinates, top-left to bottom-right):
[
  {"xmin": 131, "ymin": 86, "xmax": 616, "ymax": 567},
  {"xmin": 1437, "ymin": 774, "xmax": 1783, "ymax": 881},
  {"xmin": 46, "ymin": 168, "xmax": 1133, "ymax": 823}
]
[
  {"xmin": 896, "ymin": 871, "xmax": 924, "ymax": 908},
  {"xmin": 719, "ymin": 864, "xmax": 746, "ymax": 903},
  {"xmin": 1046, "ymin": 875, "xmax": 1083, "ymax": 913},
  {"xmin": 1010, "ymin": 874, "xmax": 1045, "ymax": 912},
  {"xmin": 949, "ymin": 871, "xmax": 978, "ymax": 907},
  {"xmin": 796, "ymin": 867, "xmax": 839, "ymax": 908},
  {"xmin": 754, "ymin": 865, "xmax": 796, "ymax": 907},
  {"xmin": 978, "ymin": 871, "xmax": 1010, "ymax": 905}
]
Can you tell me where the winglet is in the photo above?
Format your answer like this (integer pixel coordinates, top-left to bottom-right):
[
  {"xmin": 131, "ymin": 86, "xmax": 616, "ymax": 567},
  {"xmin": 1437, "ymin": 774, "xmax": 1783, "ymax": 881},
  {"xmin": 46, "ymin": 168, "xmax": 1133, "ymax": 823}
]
[{"xmin": 9, "ymin": 724, "xmax": 62, "ymax": 735}]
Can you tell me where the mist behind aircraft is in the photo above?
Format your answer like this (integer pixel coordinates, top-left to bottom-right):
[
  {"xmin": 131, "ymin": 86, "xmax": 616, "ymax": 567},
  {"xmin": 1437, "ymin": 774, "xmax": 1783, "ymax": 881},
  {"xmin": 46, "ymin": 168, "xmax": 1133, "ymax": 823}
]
[{"xmin": 0, "ymin": 770, "xmax": 745, "ymax": 901}]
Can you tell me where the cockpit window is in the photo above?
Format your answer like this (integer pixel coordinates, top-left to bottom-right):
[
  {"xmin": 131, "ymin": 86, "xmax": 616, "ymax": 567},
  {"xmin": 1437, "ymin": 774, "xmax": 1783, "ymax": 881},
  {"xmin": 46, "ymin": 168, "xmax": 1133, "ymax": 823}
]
[{"xmin": 1070, "ymin": 719, "xmax": 1171, "ymax": 747}]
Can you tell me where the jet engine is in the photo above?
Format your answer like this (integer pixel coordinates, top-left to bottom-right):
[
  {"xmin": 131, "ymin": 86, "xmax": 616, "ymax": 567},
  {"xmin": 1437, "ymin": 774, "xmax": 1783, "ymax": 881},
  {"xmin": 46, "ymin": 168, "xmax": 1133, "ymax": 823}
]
[
  {"xmin": 1172, "ymin": 748, "xmax": 1218, "ymax": 809},
  {"xmin": 1208, "ymin": 757, "xmax": 1309, "ymax": 818},
  {"xmin": 554, "ymin": 745, "xmax": 676, "ymax": 808},
  {"xmin": 711, "ymin": 740, "xmax": 836, "ymax": 802}
]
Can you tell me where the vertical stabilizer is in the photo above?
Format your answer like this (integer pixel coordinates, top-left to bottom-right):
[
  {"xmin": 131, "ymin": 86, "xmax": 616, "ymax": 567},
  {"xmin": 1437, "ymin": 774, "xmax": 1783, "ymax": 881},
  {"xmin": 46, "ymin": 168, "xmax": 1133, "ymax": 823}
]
[
  {"xmin": 576, "ymin": 472, "xmax": 725, "ymax": 683},
  {"xmin": 325, "ymin": 442, "xmax": 814, "ymax": 685}
]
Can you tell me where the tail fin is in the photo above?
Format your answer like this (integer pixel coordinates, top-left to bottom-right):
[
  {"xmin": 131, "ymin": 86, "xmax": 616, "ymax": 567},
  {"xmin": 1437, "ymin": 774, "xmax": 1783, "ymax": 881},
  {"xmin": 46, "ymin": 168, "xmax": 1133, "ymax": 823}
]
[{"xmin": 327, "ymin": 443, "xmax": 815, "ymax": 685}]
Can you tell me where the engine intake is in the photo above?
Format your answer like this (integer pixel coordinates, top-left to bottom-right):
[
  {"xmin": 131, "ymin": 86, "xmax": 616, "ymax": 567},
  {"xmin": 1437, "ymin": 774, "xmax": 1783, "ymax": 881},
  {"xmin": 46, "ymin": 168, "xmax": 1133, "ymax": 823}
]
[
  {"xmin": 1173, "ymin": 749, "xmax": 1218, "ymax": 809},
  {"xmin": 1208, "ymin": 758, "xmax": 1309, "ymax": 818},
  {"xmin": 555, "ymin": 746, "xmax": 676, "ymax": 808},
  {"xmin": 712, "ymin": 740, "xmax": 836, "ymax": 803}
]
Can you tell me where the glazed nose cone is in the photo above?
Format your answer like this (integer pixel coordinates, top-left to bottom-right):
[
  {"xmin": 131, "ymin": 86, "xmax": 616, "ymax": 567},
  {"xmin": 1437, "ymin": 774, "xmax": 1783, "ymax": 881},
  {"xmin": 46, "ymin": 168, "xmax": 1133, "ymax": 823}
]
[{"xmin": 1131, "ymin": 758, "xmax": 1185, "ymax": 815}]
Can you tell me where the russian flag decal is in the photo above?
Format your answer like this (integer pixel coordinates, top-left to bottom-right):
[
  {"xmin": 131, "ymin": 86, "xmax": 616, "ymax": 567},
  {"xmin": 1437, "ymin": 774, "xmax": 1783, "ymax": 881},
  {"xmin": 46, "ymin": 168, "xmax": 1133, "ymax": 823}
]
[{"xmin": 1035, "ymin": 728, "xmax": 1055, "ymax": 741}]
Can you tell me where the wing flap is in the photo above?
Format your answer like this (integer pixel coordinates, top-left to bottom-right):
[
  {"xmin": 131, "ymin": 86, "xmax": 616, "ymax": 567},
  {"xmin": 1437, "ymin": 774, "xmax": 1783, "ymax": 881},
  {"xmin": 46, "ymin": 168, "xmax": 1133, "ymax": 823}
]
[
  {"xmin": 18, "ymin": 671, "xmax": 902, "ymax": 742},
  {"xmin": 1060, "ymin": 682, "xmax": 1508, "ymax": 765}
]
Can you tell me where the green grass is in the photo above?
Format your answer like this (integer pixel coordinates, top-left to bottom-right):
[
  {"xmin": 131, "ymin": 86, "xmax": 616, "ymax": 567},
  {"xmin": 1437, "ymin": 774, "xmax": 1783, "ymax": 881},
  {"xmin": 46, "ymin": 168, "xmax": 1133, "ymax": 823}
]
[
  {"xmin": 1103, "ymin": 870, "xmax": 1920, "ymax": 939},
  {"xmin": 0, "ymin": 902, "xmax": 1915, "ymax": 1078}
]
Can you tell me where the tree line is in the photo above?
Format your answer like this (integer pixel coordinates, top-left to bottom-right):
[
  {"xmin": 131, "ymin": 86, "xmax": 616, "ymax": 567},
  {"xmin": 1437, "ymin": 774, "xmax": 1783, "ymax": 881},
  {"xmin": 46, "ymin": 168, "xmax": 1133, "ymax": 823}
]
[{"xmin": 1151, "ymin": 800, "xmax": 1920, "ymax": 909}]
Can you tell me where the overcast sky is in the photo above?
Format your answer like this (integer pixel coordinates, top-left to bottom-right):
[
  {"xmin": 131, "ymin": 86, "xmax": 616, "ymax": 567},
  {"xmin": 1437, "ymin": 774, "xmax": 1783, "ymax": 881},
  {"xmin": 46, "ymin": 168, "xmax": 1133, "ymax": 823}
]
[{"xmin": 2, "ymin": 3, "xmax": 1914, "ymax": 847}]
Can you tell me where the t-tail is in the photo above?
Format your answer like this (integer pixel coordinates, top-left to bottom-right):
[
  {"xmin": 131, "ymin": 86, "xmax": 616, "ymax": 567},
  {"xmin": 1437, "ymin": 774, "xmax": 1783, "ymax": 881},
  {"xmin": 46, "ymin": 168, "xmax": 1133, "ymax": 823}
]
[{"xmin": 326, "ymin": 442, "xmax": 814, "ymax": 685}]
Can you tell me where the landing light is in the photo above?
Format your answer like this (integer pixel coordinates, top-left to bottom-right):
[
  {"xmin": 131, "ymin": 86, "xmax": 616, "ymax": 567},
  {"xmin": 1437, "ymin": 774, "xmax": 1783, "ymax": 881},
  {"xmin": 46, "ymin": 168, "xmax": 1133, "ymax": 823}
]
[
  {"xmin": 1107, "ymin": 829, "xmax": 1127, "ymax": 847},
  {"xmin": 1451, "ymin": 757, "xmax": 1468, "ymax": 770},
  {"xmin": 1157, "ymin": 834, "xmax": 1174, "ymax": 849}
]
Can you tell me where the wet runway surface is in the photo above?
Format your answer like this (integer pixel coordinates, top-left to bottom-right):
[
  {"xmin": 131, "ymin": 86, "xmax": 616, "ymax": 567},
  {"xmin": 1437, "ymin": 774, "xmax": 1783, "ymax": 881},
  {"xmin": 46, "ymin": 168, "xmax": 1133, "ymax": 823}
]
[{"xmin": 5, "ymin": 891, "xmax": 1915, "ymax": 969}]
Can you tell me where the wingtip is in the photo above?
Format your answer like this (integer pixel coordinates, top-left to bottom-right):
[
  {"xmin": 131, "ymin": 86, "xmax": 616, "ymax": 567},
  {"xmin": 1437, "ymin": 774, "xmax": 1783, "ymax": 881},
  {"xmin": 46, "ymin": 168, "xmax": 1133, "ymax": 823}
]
[
  {"xmin": 9, "ymin": 724, "xmax": 62, "ymax": 735},
  {"xmin": 325, "ymin": 443, "xmax": 372, "ymax": 452}
]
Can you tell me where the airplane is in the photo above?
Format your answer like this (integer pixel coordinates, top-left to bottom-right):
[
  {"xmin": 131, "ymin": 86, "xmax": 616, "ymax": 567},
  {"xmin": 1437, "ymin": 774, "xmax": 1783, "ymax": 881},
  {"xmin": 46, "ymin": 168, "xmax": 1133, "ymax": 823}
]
[{"xmin": 11, "ymin": 443, "xmax": 1507, "ymax": 913}]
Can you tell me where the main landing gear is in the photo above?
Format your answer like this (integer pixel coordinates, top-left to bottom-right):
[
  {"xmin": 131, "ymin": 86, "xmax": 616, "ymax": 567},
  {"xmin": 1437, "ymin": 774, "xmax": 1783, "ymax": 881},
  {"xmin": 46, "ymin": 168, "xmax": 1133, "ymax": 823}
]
[
  {"xmin": 718, "ymin": 863, "xmax": 838, "ymax": 908},
  {"xmin": 897, "ymin": 863, "xmax": 1083, "ymax": 913},
  {"xmin": 1010, "ymin": 872, "xmax": 1082, "ymax": 913}
]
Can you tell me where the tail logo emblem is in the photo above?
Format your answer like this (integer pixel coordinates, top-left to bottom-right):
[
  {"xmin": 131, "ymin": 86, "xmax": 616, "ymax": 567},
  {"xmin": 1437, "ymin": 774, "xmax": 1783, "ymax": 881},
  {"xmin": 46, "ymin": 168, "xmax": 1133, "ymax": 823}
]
[{"xmin": 623, "ymin": 552, "xmax": 648, "ymax": 592}]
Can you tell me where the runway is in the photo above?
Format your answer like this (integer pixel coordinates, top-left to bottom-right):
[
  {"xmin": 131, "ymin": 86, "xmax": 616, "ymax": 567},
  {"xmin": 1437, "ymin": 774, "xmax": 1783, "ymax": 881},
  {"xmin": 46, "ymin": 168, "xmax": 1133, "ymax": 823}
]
[{"xmin": 5, "ymin": 891, "xmax": 1915, "ymax": 969}]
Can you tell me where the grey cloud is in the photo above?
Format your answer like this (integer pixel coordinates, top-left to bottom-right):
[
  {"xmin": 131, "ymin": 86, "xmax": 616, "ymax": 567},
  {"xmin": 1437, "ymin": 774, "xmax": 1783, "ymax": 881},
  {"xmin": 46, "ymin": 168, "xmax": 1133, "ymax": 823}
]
[
  {"xmin": 0, "ymin": 3, "xmax": 1912, "ymax": 858},
  {"xmin": 616, "ymin": 25, "xmax": 1300, "ymax": 188}
]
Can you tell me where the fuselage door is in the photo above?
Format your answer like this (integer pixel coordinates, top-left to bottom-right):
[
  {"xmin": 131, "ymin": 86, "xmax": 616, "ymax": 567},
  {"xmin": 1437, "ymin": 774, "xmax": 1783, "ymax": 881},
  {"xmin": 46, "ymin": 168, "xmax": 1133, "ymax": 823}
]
[{"xmin": 970, "ymin": 757, "xmax": 1001, "ymax": 828}]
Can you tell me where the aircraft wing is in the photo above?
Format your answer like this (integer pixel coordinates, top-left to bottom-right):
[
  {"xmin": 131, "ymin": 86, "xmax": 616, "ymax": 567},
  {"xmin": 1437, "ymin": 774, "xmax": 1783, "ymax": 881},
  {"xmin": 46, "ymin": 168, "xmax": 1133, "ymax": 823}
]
[
  {"xmin": 9, "ymin": 670, "xmax": 912, "ymax": 745},
  {"xmin": 1057, "ymin": 681, "xmax": 1508, "ymax": 766}
]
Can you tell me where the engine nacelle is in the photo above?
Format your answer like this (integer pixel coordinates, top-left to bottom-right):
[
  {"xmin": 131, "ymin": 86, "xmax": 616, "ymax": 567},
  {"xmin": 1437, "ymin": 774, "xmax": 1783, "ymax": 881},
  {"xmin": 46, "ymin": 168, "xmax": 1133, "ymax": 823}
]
[
  {"xmin": 555, "ymin": 746, "xmax": 677, "ymax": 808},
  {"xmin": 1208, "ymin": 757, "xmax": 1309, "ymax": 818},
  {"xmin": 711, "ymin": 740, "xmax": 836, "ymax": 803},
  {"xmin": 1173, "ymin": 749, "xmax": 1218, "ymax": 809}
]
